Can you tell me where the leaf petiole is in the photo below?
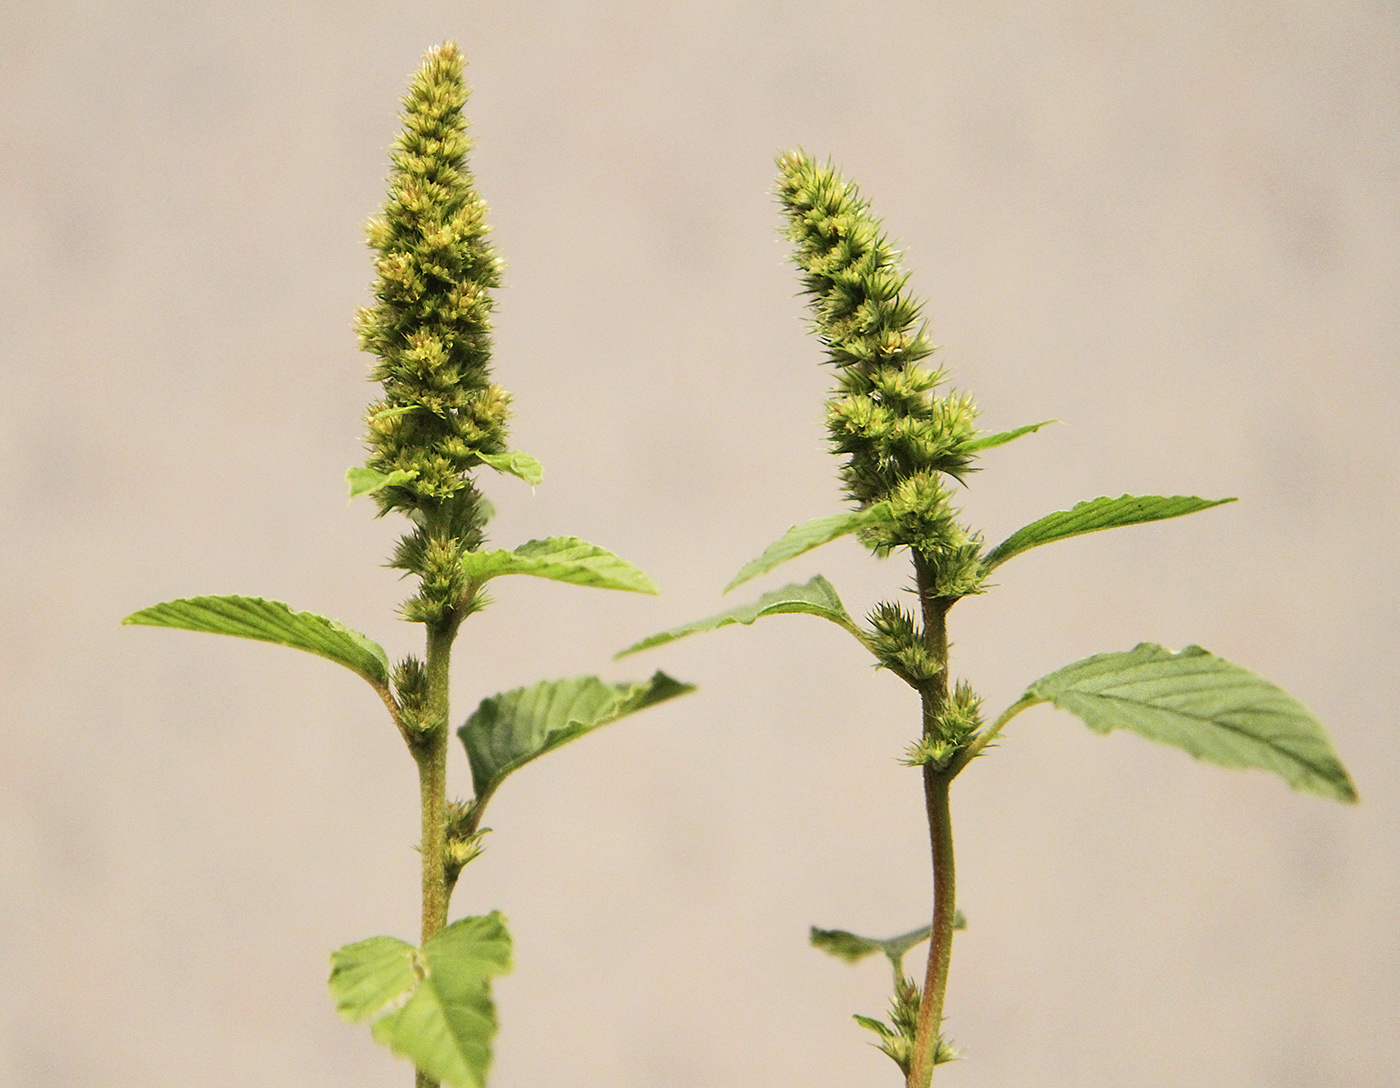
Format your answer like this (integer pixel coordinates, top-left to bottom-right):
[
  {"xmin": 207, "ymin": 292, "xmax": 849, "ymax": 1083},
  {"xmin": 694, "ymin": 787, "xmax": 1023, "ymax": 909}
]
[{"xmin": 948, "ymin": 695, "xmax": 1044, "ymax": 776}]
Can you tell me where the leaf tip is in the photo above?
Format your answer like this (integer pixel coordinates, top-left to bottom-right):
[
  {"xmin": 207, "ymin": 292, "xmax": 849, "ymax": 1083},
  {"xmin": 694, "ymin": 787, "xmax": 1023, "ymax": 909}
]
[
  {"xmin": 647, "ymin": 669, "xmax": 698, "ymax": 698},
  {"xmin": 612, "ymin": 636, "xmax": 650, "ymax": 659}
]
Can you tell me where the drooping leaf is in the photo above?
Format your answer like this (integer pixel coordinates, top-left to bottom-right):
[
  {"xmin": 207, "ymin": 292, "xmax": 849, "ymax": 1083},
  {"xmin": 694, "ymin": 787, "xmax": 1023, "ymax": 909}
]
[
  {"xmin": 460, "ymin": 672, "xmax": 695, "ymax": 800},
  {"xmin": 346, "ymin": 465, "xmax": 419, "ymax": 499},
  {"xmin": 725, "ymin": 506, "xmax": 892, "ymax": 592},
  {"xmin": 476, "ymin": 450, "xmax": 543, "ymax": 486},
  {"xmin": 811, "ymin": 916, "xmax": 964, "ymax": 968},
  {"xmin": 124, "ymin": 596, "xmax": 390, "ymax": 687},
  {"xmin": 459, "ymin": 537, "xmax": 657, "ymax": 594},
  {"xmin": 810, "ymin": 927, "xmax": 884, "ymax": 964},
  {"xmin": 981, "ymin": 494, "xmax": 1236, "ymax": 572},
  {"xmin": 1024, "ymin": 643, "xmax": 1357, "ymax": 802},
  {"xmin": 616, "ymin": 575, "xmax": 862, "ymax": 658},
  {"xmin": 959, "ymin": 419, "xmax": 1057, "ymax": 454},
  {"xmin": 329, "ymin": 914, "xmax": 513, "ymax": 1088}
]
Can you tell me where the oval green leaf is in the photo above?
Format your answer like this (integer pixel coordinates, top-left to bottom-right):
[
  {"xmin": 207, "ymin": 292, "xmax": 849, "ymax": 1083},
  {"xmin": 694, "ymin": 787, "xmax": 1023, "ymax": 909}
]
[
  {"xmin": 725, "ymin": 506, "xmax": 892, "ymax": 592},
  {"xmin": 1025, "ymin": 643, "xmax": 1357, "ymax": 802},
  {"xmin": 329, "ymin": 913, "xmax": 513, "ymax": 1088},
  {"xmin": 476, "ymin": 449, "xmax": 543, "ymax": 486},
  {"xmin": 616, "ymin": 575, "xmax": 862, "ymax": 658},
  {"xmin": 327, "ymin": 935, "xmax": 420, "ymax": 1022},
  {"xmin": 123, "ymin": 595, "xmax": 390, "ymax": 687},
  {"xmin": 981, "ymin": 494, "xmax": 1236, "ymax": 572},
  {"xmin": 459, "ymin": 536, "xmax": 658, "ymax": 594},
  {"xmin": 460, "ymin": 671, "xmax": 694, "ymax": 800},
  {"xmin": 346, "ymin": 465, "xmax": 419, "ymax": 499}
]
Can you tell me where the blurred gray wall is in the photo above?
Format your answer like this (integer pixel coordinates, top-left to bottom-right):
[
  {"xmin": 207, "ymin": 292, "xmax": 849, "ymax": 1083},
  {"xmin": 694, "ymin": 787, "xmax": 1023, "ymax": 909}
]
[{"xmin": 2, "ymin": 3, "xmax": 1396, "ymax": 1086}]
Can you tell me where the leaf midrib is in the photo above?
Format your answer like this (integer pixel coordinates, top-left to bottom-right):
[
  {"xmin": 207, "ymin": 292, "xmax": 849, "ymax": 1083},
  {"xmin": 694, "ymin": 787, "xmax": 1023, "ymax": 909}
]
[{"xmin": 1062, "ymin": 687, "xmax": 1340, "ymax": 783}]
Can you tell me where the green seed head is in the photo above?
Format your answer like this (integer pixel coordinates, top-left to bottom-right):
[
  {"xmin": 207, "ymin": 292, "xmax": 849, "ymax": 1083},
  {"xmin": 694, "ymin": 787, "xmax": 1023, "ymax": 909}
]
[
  {"xmin": 776, "ymin": 151, "xmax": 985, "ymax": 590},
  {"xmin": 357, "ymin": 42, "xmax": 508, "ymax": 522},
  {"xmin": 357, "ymin": 43, "xmax": 512, "ymax": 626}
]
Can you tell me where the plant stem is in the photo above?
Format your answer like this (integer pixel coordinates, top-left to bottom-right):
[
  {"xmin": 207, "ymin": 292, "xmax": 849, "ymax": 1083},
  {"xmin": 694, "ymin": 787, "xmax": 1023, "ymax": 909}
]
[
  {"xmin": 413, "ymin": 622, "xmax": 454, "ymax": 1088},
  {"xmin": 418, "ymin": 623, "xmax": 454, "ymax": 942},
  {"xmin": 909, "ymin": 770, "xmax": 956, "ymax": 1088},
  {"xmin": 909, "ymin": 553, "xmax": 955, "ymax": 1088}
]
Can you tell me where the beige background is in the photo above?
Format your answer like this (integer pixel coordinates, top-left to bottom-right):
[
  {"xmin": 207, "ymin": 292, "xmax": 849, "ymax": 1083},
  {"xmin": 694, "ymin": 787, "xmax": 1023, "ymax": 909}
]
[{"xmin": 2, "ymin": 3, "xmax": 1396, "ymax": 1086}]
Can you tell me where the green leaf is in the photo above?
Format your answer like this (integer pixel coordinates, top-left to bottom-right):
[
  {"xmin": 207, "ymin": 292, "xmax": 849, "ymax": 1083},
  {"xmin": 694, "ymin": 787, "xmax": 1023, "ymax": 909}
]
[
  {"xmin": 959, "ymin": 419, "xmax": 1057, "ymax": 453},
  {"xmin": 459, "ymin": 537, "xmax": 658, "ymax": 594},
  {"xmin": 811, "ymin": 918, "xmax": 963, "ymax": 968},
  {"xmin": 810, "ymin": 927, "xmax": 885, "ymax": 964},
  {"xmin": 1025, "ymin": 643, "xmax": 1358, "ymax": 802},
  {"xmin": 346, "ymin": 465, "xmax": 418, "ymax": 499},
  {"xmin": 123, "ymin": 595, "xmax": 390, "ymax": 687},
  {"xmin": 329, "ymin": 914, "xmax": 513, "ymax": 1088},
  {"xmin": 982, "ymin": 494, "xmax": 1236, "ymax": 572},
  {"xmin": 327, "ymin": 935, "xmax": 421, "ymax": 1021},
  {"xmin": 615, "ymin": 575, "xmax": 863, "ymax": 658},
  {"xmin": 725, "ymin": 506, "xmax": 892, "ymax": 592},
  {"xmin": 854, "ymin": 1014, "xmax": 894, "ymax": 1039},
  {"xmin": 477, "ymin": 450, "xmax": 543, "ymax": 486},
  {"xmin": 459, "ymin": 672, "xmax": 695, "ymax": 800}
]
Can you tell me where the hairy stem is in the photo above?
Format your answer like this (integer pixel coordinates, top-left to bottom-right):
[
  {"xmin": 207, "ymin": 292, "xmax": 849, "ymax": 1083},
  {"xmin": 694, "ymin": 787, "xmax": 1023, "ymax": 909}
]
[
  {"xmin": 413, "ymin": 621, "xmax": 454, "ymax": 1088},
  {"xmin": 418, "ymin": 623, "xmax": 454, "ymax": 941},
  {"xmin": 909, "ymin": 771, "xmax": 956, "ymax": 1088},
  {"xmin": 912, "ymin": 554, "xmax": 950, "ymax": 687},
  {"xmin": 909, "ymin": 553, "xmax": 954, "ymax": 1088}
]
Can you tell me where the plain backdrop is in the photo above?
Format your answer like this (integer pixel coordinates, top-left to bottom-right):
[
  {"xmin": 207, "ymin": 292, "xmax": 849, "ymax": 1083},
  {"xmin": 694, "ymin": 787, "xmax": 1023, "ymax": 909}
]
[{"xmin": 2, "ymin": 3, "xmax": 1396, "ymax": 1087}]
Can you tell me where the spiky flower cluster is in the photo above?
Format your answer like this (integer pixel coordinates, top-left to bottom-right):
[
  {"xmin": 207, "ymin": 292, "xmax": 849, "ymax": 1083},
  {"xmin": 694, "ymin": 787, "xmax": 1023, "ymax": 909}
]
[
  {"xmin": 903, "ymin": 682, "xmax": 984, "ymax": 770},
  {"xmin": 443, "ymin": 799, "xmax": 488, "ymax": 889},
  {"xmin": 868, "ymin": 602, "xmax": 942, "ymax": 684},
  {"xmin": 775, "ymin": 152, "xmax": 983, "ymax": 599},
  {"xmin": 357, "ymin": 43, "xmax": 506, "ymax": 625},
  {"xmin": 855, "ymin": 975, "xmax": 957, "ymax": 1075}
]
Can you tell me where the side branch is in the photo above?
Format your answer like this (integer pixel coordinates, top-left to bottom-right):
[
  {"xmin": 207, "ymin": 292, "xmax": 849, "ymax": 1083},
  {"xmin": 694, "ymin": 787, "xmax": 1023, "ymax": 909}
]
[{"xmin": 372, "ymin": 681, "xmax": 413, "ymax": 748}]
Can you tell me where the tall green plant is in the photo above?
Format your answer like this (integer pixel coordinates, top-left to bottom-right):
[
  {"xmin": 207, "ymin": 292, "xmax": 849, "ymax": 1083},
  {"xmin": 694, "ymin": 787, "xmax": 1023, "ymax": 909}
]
[
  {"xmin": 125, "ymin": 44, "xmax": 692, "ymax": 1088},
  {"xmin": 621, "ymin": 151, "xmax": 1357, "ymax": 1087}
]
